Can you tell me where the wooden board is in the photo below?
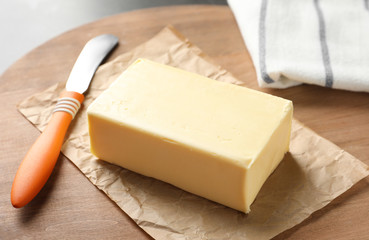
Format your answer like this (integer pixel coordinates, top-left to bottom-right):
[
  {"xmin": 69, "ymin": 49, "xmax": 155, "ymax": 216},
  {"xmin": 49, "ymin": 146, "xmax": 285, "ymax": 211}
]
[{"xmin": 0, "ymin": 5, "xmax": 368, "ymax": 240}]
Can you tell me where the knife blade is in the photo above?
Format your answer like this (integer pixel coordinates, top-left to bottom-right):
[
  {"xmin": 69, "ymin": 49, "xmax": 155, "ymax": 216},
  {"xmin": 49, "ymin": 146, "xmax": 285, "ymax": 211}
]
[{"xmin": 11, "ymin": 34, "xmax": 118, "ymax": 208}]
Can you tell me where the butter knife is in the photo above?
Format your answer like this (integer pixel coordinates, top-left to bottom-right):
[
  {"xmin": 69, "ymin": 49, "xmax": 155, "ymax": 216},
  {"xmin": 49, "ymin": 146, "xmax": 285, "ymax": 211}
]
[{"xmin": 11, "ymin": 34, "xmax": 119, "ymax": 208}]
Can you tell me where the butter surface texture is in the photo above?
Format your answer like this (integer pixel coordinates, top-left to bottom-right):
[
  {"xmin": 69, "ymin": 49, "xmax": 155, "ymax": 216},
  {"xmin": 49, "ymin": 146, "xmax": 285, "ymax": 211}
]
[{"xmin": 87, "ymin": 59, "xmax": 293, "ymax": 213}]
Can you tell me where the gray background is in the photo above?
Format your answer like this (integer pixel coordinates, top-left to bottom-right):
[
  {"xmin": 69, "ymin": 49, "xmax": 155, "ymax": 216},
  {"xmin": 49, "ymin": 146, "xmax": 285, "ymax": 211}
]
[{"xmin": 0, "ymin": 0, "xmax": 227, "ymax": 75}]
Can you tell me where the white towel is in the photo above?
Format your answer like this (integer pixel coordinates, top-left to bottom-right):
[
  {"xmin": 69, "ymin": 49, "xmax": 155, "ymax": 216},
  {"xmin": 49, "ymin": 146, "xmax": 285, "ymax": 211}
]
[{"xmin": 228, "ymin": 0, "xmax": 369, "ymax": 92}]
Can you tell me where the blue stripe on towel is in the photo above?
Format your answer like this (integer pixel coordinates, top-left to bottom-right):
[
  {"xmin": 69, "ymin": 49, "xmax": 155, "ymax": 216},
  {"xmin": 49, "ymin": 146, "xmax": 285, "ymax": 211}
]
[
  {"xmin": 314, "ymin": 0, "xmax": 334, "ymax": 88},
  {"xmin": 259, "ymin": 0, "xmax": 275, "ymax": 84}
]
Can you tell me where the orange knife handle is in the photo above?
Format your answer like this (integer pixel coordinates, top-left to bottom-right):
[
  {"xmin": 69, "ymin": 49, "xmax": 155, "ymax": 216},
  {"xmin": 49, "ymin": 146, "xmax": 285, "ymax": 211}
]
[{"xmin": 11, "ymin": 91, "xmax": 84, "ymax": 208}]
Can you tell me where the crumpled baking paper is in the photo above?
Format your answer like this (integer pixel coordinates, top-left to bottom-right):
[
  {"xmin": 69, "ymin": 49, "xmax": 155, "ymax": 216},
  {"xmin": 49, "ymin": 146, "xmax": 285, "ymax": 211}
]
[{"xmin": 17, "ymin": 26, "xmax": 369, "ymax": 240}]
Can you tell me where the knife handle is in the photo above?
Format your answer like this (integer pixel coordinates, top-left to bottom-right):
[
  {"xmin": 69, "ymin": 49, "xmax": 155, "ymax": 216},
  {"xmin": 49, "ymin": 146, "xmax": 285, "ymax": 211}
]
[{"xmin": 11, "ymin": 91, "xmax": 84, "ymax": 208}]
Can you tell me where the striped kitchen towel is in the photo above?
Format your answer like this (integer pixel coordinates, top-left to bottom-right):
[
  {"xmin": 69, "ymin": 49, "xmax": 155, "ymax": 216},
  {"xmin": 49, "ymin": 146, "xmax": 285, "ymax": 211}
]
[{"xmin": 228, "ymin": 0, "xmax": 369, "ymax": 92}]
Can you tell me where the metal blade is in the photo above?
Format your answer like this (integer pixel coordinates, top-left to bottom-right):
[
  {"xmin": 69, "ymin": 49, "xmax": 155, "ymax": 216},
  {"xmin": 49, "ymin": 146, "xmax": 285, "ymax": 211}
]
[{"xmin": 66, "ymin": 34, "xmax": 118, "ymax": 94}]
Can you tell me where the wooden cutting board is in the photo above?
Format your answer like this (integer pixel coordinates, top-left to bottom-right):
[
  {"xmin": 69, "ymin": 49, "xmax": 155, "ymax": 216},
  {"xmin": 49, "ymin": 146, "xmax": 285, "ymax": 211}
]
[{"xmin": 0, "ymin": 5, "xmax": 368, "ymax": 240}]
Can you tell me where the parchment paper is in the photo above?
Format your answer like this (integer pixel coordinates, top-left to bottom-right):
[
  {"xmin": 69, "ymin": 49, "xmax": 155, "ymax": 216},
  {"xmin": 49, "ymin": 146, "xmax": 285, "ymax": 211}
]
[{"xmin": 18, "ymin": 26, "xmax": 369, "ymax": 240}]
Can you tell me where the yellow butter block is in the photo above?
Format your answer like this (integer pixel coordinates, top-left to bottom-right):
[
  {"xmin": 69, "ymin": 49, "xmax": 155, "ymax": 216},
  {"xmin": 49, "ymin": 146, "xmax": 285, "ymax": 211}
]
[{"xmin": 87, "ymin": 59, "xmax": 293, "ymax": 213}]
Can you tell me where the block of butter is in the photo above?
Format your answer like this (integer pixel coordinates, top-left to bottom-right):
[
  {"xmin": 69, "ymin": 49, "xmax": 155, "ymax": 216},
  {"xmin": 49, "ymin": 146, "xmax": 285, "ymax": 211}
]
[{"xmin": 87, "ymin": 59, "xmax": 293, "ymax": 213}]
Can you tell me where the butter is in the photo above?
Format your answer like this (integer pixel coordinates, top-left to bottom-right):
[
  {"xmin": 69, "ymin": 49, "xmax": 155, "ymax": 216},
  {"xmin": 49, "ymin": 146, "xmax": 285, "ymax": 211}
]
[{"xmin": 87, "ymin": 59, "xmax": 293, "ymax": 213}]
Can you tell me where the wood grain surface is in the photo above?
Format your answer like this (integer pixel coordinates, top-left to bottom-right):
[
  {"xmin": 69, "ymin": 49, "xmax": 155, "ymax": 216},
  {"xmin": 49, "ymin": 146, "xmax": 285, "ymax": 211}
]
[{"xmin": 1, "ymin": 5, "xmax": 368, "ymax": 240}]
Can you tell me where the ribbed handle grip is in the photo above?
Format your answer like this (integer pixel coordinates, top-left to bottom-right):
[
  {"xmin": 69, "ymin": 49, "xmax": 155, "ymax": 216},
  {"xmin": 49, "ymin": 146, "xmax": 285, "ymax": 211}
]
[{"xmin": 11, "ymin": 91, "xmax": 84, "ymax": 208}]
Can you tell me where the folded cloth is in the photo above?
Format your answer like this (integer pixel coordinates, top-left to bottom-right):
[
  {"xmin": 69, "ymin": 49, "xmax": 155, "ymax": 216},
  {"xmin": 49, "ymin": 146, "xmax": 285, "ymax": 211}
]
[{"xmin": 228, "ymin": 0, "xmax": 369, "ymax": 92}]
